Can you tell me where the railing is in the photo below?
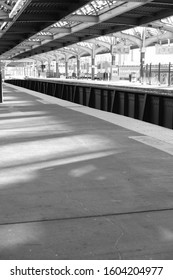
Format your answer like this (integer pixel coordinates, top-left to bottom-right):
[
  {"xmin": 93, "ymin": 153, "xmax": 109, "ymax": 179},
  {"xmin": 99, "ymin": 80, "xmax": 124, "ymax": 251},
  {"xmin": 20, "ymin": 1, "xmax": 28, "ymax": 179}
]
[
  {"xmin": 145, "ymin": 63, "xmax": 173, "ymax": 86},
  {"xmin": 118, "ymin": 63, "xmax": 173, "ymax": 86}
]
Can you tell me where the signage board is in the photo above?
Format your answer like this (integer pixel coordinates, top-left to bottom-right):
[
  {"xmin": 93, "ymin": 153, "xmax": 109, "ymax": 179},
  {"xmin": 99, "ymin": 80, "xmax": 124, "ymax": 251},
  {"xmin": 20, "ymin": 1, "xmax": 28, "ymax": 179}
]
[
  {"xmin": 112, "ymin": 46, "xmax": 130, "ymax": 54},
  {"xmin": 111, "ymin": 65, "xmax": 119, "ymax": 81},
  {"xmin": 155, "ymin": 44, "xmax": 173, "ymax": 54}
]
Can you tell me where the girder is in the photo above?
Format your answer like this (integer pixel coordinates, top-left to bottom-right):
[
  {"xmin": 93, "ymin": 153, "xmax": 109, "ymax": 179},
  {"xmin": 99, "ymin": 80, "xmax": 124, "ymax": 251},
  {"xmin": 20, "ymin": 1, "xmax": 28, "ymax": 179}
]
[{"xmin": 0, "ymin": 0, "xmax": 173, "ymax": 61}]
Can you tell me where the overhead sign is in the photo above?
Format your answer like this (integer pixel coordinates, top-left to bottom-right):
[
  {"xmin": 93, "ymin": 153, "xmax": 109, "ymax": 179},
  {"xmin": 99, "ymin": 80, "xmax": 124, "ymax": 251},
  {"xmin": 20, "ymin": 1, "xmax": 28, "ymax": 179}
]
[
  {"xmin": 155, "ymin": 44, "xmax": 173, "ymax": 54},
  {"xmin": 112, "ymin": 46, "xmax": 130, "ymax": 54}
]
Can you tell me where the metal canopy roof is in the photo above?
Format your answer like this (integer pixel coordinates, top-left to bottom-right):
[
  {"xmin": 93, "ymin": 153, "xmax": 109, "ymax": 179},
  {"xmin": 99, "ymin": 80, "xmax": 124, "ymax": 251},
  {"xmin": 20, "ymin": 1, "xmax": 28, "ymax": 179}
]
[
  {"xmin": 1, "ymin": 0, "xmax": 173, "ymax": 60},
  {"xmin": 0, "ymin": 0, "xmax": 90, "ymax": 57}
]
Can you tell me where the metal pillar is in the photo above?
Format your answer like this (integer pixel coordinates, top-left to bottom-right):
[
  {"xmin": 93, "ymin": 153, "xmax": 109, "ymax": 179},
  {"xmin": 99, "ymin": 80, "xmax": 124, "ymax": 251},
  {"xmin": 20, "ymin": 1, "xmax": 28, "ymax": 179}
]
[
  {"xmin": 48, "ymin": 61, "xmax": 51, "ymax": 76},
  {"xmin": 24, "ymin": 63, "xmax": 27, "ymax": 77},
  {"xmin": 140, "ymin": 28, "xmax": 146, "ymax": 84},
  {"xmin": 91, "ymin": 57, "xmax": 95, "ymax": 80},
  {"xmin": 110, "ymin": 46, "xmax": 116, "ymax": 80},
  {"xmin": 0, "ymin": 71, "xmax": 3, "ymax": 103},
  {"xmin": 140, "ymin": 49, "xmax": 145, "ymax": 84},
  {"xmin": 118, "ymin": 53, "xmax": 121, "ymax": 66},
  {"xmin": 168, "ymin": 62, "xmax": 171, "ymax": 86},
  {"xmin": 77, "ymin": 56, "xmax": 80, "ymax": 79},
  {"xmin": 33, "ymin": 62, "xmax": 37, "ymax": 77},
  {"xmin": 149, "ymin": 63, "xmax": 152, "ymax": 85},
  {"xmin": 91, "ymin": 46, "xmax": 96, "ymax": 80},
  {"xmin": 35, "ymin": 62, "xmax": 40, "ymax": 77},
  {"xmin": 65, "ymin": 60, "xmax": 68, "ymax": 78},
  {"xmin": 158, "ymin": 63, "xmax": 161, "ymax": 85},
  {"xmin": 56, "ymin": 62, "xmax": 60, "ymax": 78},
  {"xmin": 41, "ymin": 63, "xmax": 44, "ymax": 71}
]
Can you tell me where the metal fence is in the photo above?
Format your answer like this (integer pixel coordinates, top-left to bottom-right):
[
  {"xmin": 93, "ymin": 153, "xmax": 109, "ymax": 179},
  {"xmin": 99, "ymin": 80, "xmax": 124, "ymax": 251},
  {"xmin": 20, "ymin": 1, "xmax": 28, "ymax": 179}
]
[
  {"xmin": 145, "ymin": 63, "xmax": 173, "ymax": 86},
  {"xmin": 118, "ymin": 63, "xmax": 173, "ymax": 86}
]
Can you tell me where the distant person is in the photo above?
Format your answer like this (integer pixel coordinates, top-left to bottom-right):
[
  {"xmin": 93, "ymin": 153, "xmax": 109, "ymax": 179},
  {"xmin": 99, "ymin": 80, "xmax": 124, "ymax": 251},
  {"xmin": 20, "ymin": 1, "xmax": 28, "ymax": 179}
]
[{"xmin": 72, "ymin": 72, "xmax": 76, "ymax": 78}]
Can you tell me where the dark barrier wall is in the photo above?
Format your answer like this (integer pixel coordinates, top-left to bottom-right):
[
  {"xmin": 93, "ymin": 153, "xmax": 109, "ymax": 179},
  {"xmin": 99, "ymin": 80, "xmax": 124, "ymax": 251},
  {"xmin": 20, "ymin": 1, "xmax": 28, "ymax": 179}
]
[{"xmin": 5, "ymin": 78, "xmax": 173, "ymax": 129}]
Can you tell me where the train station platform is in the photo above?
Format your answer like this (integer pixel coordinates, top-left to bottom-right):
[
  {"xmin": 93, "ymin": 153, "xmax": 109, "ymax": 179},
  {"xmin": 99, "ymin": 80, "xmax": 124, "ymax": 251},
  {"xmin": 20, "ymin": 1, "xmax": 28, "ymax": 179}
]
[
  {"xmin": 49, "ymin": 77, "xmax": 173, "ymax": 91},
  {"xmin": 1, "ymin": 82, "xmax": 173, "ymax": 260}
]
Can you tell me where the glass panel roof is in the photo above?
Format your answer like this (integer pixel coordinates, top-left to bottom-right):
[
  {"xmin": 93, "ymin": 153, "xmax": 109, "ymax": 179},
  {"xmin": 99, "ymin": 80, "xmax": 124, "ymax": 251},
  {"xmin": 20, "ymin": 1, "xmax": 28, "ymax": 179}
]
[
  {"xmin": 38, "ymin": 31, "xmax": 52, "ymax": 36},
  {"xmin": 52, "ymin": 21, "xmax": 71, "ymax": 28},
  {"xmin": 97, "ymin": 35, "xmax": 116, "ymax": 45},
  {"xmin": 50, "ymin": 0, "xmax": 120, "ymax": 30},
  {"xmin": 28, "ymin": 38, "xmax": 40, "ymax": 42},
  {"xmin": 2, "ymin": 2, "xmax": 173, "ymax": 61},
  {"xmin": 74, "ymin": 0, "xmax": 119, "ymax": 16},
  {"xmin": 63, "ymin": 47, "xmax": 77, "ymax": 53},
  {"xmin": 122, "ymin": 26, "xmax": 166, "ymax": 40},
  {"xmin": 77, "ymin": 42, "xmax": 93, "ymax": 49}
]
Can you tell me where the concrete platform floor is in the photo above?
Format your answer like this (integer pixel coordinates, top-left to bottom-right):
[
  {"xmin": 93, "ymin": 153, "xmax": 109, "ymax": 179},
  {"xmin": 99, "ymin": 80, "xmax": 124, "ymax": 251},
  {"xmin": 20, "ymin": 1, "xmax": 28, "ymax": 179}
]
[
  {"xmin": 1, "ymin": 83, "xmax": 173, "ymax": 260},
  {"xmin": 41, "ymin": 77, "xmax": 173, "ymax": 92}
]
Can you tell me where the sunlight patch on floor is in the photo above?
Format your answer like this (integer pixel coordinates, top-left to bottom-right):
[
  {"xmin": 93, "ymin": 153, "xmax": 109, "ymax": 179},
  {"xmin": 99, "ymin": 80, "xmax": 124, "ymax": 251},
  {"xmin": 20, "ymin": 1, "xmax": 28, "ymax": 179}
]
[
  {"xmin": 0, "ymin": 134, "xmax": 117, "ymax": 169},
  {"xmin": 159, "ymin": 227, "xmax": 173, "ymax": 242},
  {"xmin": 0, "ymin": 224, "xmax": 42, "ymax": 249},
  {"xmin": 0, "ymin": 111, "xmax": 47, "ymax": 118},
  {"xmin": 69, "ymin": 165, "xmax": 97, "ymax": 178},
  {"xmin": 3, "ymin": 95, "xmax": 19, "ymax": 101},
  {"xmin": 0, "ymin": 150, "xmax": 117, "ymax": 187},
  {"xmin": 3, "ymin": 100, "xmax": 37, "ymax": 106},
  {"xmin": 0, "ymin": 125, "xmax": 72, "ymax": 138},
  {"xmin": 0, "ymin": 116, "xmax": 71, "ymax": 133}
]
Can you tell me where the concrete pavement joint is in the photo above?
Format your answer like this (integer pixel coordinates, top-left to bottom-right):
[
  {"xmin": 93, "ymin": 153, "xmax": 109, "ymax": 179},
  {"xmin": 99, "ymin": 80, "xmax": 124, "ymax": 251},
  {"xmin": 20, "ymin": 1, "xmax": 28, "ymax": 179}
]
[{"xmin": 1, "ymin": 207, "xmax": 173, "ymax": 227}]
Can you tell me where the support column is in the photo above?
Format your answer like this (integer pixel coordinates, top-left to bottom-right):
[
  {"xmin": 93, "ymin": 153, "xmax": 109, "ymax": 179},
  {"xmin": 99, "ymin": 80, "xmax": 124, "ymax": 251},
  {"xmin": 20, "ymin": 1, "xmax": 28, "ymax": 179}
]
[
  {"xmin": 22, "ymin": 66, "xmax": 25, "ymax": 77},
  {"xmin": 40, "ymin": 62, "xmax": 46, "ymax": 78},
  {"xmin": 91, "ymin": 57, "xmax": 95, "ymax": 80},
  {"xmin": 37, "ymin": 64, "xmax": 40, "ymax": 78},
  {"xmin": 1, "ymin": 65, "xmax": 5, "ymax": 80},
  {"xmin": 47, "ymin": 60, "xmax": 51, "ymax": 77},
  {"xmin": 0, "ymin": 62, "xmax": 3, "ymax": 103},
  {"xmin": 29, "ymin": 63, "xmax": 32, "ymax": 77},
  {"xmin": 56, "ymin": 61, "xmax": 60, "ymax": 78},
  {"xmin": 24, "ymin": 63, "xmax": 27, "ymax": 77},
  {"xmin": 168, "ymin": 62, "xmax": 171, "ymax": 86},
  {"xmin": 32, "ymin": 62, "xmax": 36, "ymax": 77},
  {"xmin": 41, "ymin": 63, "xmax": 45, "ymax": 72},
  {"xmin": 77, "ymin": 56, "xmax": 80, "ymax": 79},
  {"xmin": 65, "ymin": 59, "xmax": 68, "ymax": 78},
  {"xmin": 140, "ymin": 27, "xmax": 146, "ymax": 84},
  {"xmin": 140, "ymin": 48, "xmax": 145, "ymax": 84},
  {"xmin": 26, "ymin": 63, "xmax": 29, "ymax": 76},
  {"xmin": 0, "ymin": 71, "xmax": 2, "ymax": 103},
  {"xmin": 110, "ymin": 45, "xmax": 116, "ymax": 80},
  {"xmin": 131, "ymin": 49, "xmax": 134, "ymax": 62},
  {"xmin": 118, "ymin": 53, "xmax": 122, "ymax": 66},
  {"xmin": 158, "ymin": 62, "xmax": 161, "ymax": 85},
  {"xmin": 91, "ymin": 46, "xmax": 96, "ymax": 80},
  {"xmin": 34, "ymin": 61, "xmax": 39, "ymax": 77}
]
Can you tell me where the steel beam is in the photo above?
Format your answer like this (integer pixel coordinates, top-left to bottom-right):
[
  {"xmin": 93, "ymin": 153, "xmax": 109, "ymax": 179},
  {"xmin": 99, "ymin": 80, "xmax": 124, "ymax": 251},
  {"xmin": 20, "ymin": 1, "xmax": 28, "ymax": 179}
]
[{"xmin": 69, "ymin": 15, "xmax": 98, "ymax": 23}]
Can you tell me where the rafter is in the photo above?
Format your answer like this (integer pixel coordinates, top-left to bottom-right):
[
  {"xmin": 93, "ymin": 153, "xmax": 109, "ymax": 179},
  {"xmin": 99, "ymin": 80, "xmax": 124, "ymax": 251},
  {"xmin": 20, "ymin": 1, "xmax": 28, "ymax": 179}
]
[
  {"xmin": 115, "ymin": 31, "xmax": 142, "ymax": 47},
  {"xmin": 89, "ymin": 38, "xmax": 111, "ymax": 50}
]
